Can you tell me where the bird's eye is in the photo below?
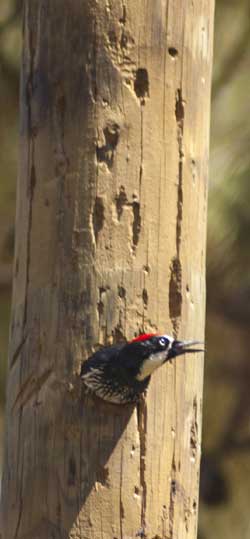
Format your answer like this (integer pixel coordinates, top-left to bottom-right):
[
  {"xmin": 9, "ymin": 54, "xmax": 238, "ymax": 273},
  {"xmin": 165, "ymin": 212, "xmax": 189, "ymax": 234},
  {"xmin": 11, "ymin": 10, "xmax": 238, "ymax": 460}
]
[{"xmin": 159, "ymin": 337, "xmax": 169, "ymax": 347}]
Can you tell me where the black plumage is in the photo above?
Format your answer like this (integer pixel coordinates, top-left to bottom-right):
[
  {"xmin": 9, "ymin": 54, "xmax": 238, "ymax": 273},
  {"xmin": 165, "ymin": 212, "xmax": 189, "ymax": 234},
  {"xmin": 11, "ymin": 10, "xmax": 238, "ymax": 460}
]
[{"xmin": 80, "ymin": 334, "xmax": 203, "ymax": 404}]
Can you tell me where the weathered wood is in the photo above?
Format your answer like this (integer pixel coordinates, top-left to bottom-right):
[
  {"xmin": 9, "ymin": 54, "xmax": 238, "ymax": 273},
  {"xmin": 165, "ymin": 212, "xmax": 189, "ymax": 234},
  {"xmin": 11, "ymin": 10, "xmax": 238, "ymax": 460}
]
[{"xmin": 1, "ymin": 1, "xmax": 214, "ymax": 538}]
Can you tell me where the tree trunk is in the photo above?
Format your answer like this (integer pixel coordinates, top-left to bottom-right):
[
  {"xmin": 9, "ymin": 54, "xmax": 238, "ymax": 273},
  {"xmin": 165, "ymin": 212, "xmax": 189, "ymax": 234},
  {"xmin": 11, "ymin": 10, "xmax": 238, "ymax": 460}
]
[{"xmin": 1, "ymin": 1, "xmax": 214, "ymax": 538}]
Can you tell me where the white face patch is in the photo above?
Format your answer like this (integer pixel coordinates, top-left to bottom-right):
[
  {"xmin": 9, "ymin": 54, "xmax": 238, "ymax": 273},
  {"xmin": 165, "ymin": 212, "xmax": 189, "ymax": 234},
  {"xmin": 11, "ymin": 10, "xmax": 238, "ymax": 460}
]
[
  {"xmin": 136, "ymin": 350, "xmax": 168, "ymax": 381},
  {"xmin": 162, "ymin": 335, "xmax": 174, "ymax": 346}
]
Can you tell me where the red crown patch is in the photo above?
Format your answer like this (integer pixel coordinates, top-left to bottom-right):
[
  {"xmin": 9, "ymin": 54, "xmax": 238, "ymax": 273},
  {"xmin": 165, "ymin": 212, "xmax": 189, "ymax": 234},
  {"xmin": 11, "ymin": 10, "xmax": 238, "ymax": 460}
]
[{"xmin": 131, "ymin": 333, "xmax": 157, "ymax": 343}]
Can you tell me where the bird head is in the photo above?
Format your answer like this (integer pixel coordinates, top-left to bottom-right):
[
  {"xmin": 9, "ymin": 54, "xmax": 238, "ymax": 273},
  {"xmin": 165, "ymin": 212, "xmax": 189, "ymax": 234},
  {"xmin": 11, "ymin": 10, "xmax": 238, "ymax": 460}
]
[{"xmin": 124, "ymin": 333, "xmax": 204, "ymax": 381}]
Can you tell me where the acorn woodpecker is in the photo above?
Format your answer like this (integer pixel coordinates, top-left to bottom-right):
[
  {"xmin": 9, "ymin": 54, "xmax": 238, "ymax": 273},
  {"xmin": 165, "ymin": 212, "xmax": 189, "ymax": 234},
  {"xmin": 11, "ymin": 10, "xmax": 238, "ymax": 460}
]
[{"xmin": 81, "ymin": 333, "xmax": 204, "ymax": 404}]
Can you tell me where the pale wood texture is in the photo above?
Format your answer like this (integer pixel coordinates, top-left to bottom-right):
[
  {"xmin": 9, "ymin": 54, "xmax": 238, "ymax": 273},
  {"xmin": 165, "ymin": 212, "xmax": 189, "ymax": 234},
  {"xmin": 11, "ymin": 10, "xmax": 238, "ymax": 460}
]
[{"xmin": 1, "ymin": 1, "xmax": 214, "ymax": 538}]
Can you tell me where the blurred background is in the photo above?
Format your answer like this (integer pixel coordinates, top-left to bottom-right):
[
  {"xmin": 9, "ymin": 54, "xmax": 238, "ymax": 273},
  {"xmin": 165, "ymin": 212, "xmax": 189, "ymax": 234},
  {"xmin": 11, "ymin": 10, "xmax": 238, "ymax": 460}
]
[{"xmin": 0, "ymin": 1, "xmax": 250, "ymax": 537}]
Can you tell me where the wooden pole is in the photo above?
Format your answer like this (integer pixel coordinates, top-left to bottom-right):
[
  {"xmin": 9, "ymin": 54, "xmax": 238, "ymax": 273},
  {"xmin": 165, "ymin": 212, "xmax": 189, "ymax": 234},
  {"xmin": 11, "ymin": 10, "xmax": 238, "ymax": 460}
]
[{"xmin": 1, "ymin": 1, "xmax": 214, "ymax": 538}]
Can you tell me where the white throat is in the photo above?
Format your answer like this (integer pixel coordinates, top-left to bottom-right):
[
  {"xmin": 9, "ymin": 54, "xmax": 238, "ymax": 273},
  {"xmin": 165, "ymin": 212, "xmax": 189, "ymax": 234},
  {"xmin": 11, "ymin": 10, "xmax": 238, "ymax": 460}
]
[{"xmin": 136, "ymin": 350, "xmax": 167, "ymax": 381}]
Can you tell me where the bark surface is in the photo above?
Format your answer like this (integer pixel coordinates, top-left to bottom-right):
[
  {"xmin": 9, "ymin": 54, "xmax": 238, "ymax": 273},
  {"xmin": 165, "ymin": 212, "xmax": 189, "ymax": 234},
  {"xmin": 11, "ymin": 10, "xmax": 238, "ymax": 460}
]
[{"xmin": 1, "ymin": 1, "xmax": 214, "ymax": 538}]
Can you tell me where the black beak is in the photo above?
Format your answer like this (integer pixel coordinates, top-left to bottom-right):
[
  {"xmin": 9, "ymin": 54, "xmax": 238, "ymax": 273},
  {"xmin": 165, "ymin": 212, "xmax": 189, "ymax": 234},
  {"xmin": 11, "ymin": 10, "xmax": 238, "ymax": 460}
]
[{"xmin": 167, "ymin": 340, "xmax": 204, "ymax": 360}]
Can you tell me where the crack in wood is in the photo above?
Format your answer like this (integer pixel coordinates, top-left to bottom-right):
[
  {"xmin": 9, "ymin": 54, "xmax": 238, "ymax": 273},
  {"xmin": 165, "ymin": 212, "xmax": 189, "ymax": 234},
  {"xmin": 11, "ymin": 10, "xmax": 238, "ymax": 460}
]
[
  {"xmin": 169, "ymin": 88, "xmax": 186, "ymax": 335},
  {"xmin": 10, "ymin": 334, "xmax": 28, "ymax": 369},
  {"xmin": 92, "ymin": 196, "xmax": 105, "ymax": 243},
  {"xmin": 119, "ymin": 2, "xmax": 127, "ymax": 25},
  {"xmin": 136, "ymin": 399, "xmax": 147, "ymax": 535},
  {"xmin": 169, "ymin": 256, "xmax": 182, "ymax": 336},
  {"xmin": 119, "ymin": 446, "xmax": 124, "ymax": 539},
  {"xmin": 168, "ymin": 454, "xmax": 177, "ymax": 539},
  {"xmin": 175, "ymin": 88, "xmax": 184, "ymax": 258},
  {"xmin": 134, "ymin": 68, "xmax": 149, "ymax": 101},
  {"xmin": 12, "ymin": 368, "xmax": 53, "ymax": 413},
  {"xmin": 115, "ymin": 186, "xmax": 128, "ymax": 220},
  {"xmin": 190, "ymin": 397, "xmax": 198, "ymax": 461},
  {"xmin": 139, "ymin": 107, "xmax": 143, "ymax": 196},
  {"xmin": 14, "ymin": 407, "xmax": 24, "ymax": 539},
  {"xmin": 114, "ymin": 186, "xmax": 141, "ymax": 250},
  {"xmin": 23, "ymin": 5, "xmax": 38, "ymax": 331},
  {"xmin": 132, "ymin": 201, "xmax": 141, "ymax": 250}
]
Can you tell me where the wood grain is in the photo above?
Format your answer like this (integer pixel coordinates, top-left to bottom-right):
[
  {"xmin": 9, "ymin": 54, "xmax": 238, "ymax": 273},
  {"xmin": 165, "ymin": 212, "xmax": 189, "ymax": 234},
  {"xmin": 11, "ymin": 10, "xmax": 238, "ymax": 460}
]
[{"xmin": 1, "ymin": 1, "xmax": 214, "ymax": 538}]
